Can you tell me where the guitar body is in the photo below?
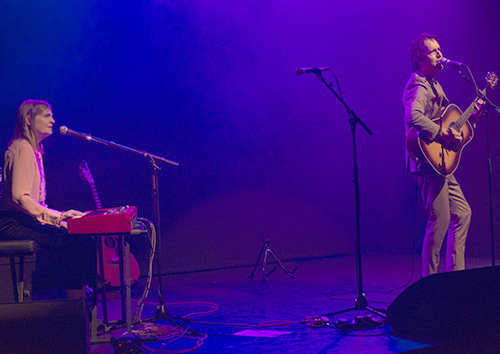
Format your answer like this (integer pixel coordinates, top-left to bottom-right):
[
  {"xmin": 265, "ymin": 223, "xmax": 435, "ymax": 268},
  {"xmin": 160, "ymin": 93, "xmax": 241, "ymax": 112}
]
[
  {"xmin": 99, "ymin": 236, "xmax": 141, "ymax": 288},
  {"xmin": 79, "ymin": 161, "xmax": 141, "ymax": 289},
  {"xmin": 406, "ymin": 71, "xmax": 498, "ymax": 176},
  {"xmin": 406, "ymin": 104, "xmax": 474, "ymax": 176}
]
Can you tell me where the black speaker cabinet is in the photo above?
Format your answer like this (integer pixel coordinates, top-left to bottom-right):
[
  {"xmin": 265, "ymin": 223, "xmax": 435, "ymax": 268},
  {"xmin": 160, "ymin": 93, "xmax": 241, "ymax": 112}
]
[
  {"xmin": 0, "ymin": 299, "xmax": 89, "ymax": 354},
  {"xmin": 387, "ymin": 266, "xmax": 500, "ymax": 340}
]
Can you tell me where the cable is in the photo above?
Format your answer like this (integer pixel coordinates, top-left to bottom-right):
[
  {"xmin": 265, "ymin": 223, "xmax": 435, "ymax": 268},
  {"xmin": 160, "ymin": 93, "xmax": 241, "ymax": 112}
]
[
  {"xmin": 136, "ymin": 300, "xmax": 218, "ymax": 319},
  {"xmin": 459, "ymin": 65, "xmax": 499, "ymax": 113},
  {"xmin": 186, "ymin": 319, "xmax": 299, "ymax": 328},
  {"xmin": 326, "ymin": 68, "xmax": 343, "ymax": 100},
  {"xmin": 132, "ymin": 218, "xmax": 156, "ymax": 324},
  {"xmin": 381, "ymin": 180, "xmax": 419, "ymax": 294},
  {"xmin": 131, "ymin": 322, "xmax": 207, "ymax": 354},
  {"xmin": 328, "ymin": 180, "xmax": 420, "ymax": 302}
]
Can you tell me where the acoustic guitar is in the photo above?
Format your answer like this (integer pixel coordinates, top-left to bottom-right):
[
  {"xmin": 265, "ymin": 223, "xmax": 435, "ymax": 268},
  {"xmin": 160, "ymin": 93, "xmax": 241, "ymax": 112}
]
[
  {"xmin": 79, "ymin": 161, "xmax": 141, "ymax": 288},
  {"xmin": 406, "ymin": 72, "xmax": 498, "ymax": 176}
]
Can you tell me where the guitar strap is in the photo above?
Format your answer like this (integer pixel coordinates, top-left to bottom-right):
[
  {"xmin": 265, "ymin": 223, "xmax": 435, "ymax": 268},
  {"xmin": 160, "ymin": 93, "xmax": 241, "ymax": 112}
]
[
  {"xmin": 428, "ymin": 78, "xmax": 438, "ymax": 96},
  {"xmin": 429, "ymin": 78, "xmax": 451, "ymax": 122}
]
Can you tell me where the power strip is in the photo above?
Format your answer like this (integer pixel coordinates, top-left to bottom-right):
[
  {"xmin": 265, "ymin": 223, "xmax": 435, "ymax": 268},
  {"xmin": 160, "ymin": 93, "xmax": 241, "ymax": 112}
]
[{"xmin": 304, "ymin": 316, "xmax": 329, "ymax": 328}]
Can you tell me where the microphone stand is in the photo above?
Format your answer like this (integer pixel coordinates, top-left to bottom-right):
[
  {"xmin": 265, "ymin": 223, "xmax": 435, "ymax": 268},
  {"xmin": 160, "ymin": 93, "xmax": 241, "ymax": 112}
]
[
  {"xmin": 482, "ymin": 95, "xmax": 500, "ymax": 267},
  {"xmin": 61, "ymin": 130, "xmax": 179, "ymax": 321},
  {"xmin": 454, "ymin": 66, "xmax": 500, "ymax": 266},
  {"xmin": 482, "ymin": 98, "xmax": 500, "ymax": 266},
  {"xmin": 476, "ymin": 88, "xmax": 500, "ymax": 267},
  {"xmin": 484, "ymin": 105, "xmax": 495, "ymax": 266},
  {"xmin": 311, "ymin": 73, "xmax": 386, "ymax": 322}
]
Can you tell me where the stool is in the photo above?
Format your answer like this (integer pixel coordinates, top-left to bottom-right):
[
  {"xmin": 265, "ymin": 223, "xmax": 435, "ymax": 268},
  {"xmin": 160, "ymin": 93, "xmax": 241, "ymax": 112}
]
[{"xmin": 0, "ymin": 240, "xmax": 39, "ymax": 302}]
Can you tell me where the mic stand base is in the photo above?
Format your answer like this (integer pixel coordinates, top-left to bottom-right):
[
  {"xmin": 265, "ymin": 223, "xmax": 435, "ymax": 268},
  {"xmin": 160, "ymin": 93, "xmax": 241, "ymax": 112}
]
[
  {"xmin": 322, "ymin": 293, "xmax": 387, "ymax": 319},
  {"xmin": 141, "ymin": 312, "xmax": 188, "ymax": 330},
  {"xmin": 155, "ymin": 305, "xmax": 169, "ymax": 320}
]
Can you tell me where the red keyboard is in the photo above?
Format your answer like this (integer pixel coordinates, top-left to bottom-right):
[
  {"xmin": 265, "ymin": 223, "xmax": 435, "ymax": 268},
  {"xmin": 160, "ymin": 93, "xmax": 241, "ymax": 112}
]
[{"xmin": 67, "ymin": 206, "xmax": 137, "ymax": 235}]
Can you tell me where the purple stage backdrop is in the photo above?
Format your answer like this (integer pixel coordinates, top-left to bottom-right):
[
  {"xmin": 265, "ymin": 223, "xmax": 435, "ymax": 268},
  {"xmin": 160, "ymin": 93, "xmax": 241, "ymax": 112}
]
[{"xmin": 1, "ymin": 0, "xmax": 500, "ymax": 274}]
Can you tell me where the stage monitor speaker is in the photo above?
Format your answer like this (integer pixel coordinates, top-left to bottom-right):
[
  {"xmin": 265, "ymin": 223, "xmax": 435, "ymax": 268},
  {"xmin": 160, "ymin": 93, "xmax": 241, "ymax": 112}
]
[
  {"xmin": 387, "ymin": 266, "xmax": 500, "ymax": 341},
  {"xmin": 0, "ymin": 299, "xmax": 89, "ymax": 354}
]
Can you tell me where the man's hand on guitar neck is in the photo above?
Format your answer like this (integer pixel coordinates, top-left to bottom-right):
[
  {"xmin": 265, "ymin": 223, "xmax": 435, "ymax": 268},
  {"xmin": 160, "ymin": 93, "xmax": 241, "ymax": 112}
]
[
  {"xmin": 436, "ymin": 126, "xmax": 463, "ymax": 152},
  {"xmin": 471, "ymin": 98, "xmax": 486, "ymax": 126}
]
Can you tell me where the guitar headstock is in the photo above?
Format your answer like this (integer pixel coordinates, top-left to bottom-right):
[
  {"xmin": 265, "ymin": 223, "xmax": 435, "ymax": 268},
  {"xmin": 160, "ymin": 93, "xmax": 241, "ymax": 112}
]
[
  {"xmin": 79, "ymin": 160, "xmax": 95, "ymax": 184},
  {"xmin": 486, "ymin": 72, "xmax": 498, "ymax": 90}
]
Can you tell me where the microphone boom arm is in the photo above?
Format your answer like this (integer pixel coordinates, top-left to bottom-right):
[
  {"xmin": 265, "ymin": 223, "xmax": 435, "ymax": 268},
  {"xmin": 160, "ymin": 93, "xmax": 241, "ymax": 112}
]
[
  {"xmin": 315, "ymin": 74, "xmax": 373, "ymax": 136},
  {"xmin": 61, "ymin": 127, "xmax": 179, "ymax": 166},
  {"xmin": 91, "ymin": 136, "xmax": 179, "ymax": 166}
]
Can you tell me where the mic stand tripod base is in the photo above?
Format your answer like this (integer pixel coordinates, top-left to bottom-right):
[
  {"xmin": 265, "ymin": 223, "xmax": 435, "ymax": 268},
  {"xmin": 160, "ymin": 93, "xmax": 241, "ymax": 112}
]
[
  {"xmin": 322, "ymin": 293, "xmax": 387, "ymax": 319},
  {"xmin": 248, "ymin": 239, "xmax": 298, "ymax": 282},
  {"xmin": 140, "ymin": 306, "xmax": 189, "ymax": 330},
  {"xmin": 155, "ymin": 305, "xmax": 170, "ymax": 320}
]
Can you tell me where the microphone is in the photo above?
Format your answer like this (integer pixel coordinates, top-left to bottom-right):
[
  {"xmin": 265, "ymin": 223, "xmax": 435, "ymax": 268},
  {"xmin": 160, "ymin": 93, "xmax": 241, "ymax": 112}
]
[
  {"xmin": 294, "ymin": 67, "xmax": 328, "ymax": 76},
  {"xmin": 440, "ymin": 57, "xmax": 463, "ymax": 67},
  {"xmin": 59, "ymin": 126, "xmax": 93, "ymax": 141}
]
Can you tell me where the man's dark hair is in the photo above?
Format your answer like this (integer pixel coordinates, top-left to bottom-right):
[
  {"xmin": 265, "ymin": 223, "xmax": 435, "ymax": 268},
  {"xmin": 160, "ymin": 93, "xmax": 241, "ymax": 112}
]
[{"xmin": 409, "ymin": 33, "xmax": 438, "ymax": 72}]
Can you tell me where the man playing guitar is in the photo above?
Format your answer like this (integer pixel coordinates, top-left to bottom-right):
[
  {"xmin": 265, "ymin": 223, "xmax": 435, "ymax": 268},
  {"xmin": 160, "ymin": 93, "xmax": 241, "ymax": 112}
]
[{"xmin": 402, "ymin": 34, "xmax": 487, "ymax": 278}]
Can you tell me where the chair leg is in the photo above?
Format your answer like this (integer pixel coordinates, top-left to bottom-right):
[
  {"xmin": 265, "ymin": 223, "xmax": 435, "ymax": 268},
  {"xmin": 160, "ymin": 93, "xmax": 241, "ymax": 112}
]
[
  {"xmin": 10, "ymin": 256, "xmax": 19, "ymax": 302},
  {"xmin": 18, "ymin": 257, "xmax": 25, "ymax": 302}
]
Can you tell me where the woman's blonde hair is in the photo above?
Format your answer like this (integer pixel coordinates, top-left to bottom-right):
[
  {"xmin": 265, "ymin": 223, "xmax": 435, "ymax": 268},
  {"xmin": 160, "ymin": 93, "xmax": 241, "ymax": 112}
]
[{"xmin": 11, "ymin": 99, "xmax": 52, "ymax": 152}]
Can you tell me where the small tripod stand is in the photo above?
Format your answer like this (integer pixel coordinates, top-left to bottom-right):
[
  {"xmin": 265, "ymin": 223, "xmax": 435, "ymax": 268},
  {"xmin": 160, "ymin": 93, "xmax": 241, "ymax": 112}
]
[{"xmin": 248, "ymin": 239, "xmax": 297, "ymax": 282}]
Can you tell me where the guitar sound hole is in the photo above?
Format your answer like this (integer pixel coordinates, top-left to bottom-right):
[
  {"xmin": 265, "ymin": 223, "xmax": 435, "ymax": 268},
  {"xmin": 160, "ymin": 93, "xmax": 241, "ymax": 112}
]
[{"xmin": 104, "ymin": 237, "xmax": 117, "ymax": 249}]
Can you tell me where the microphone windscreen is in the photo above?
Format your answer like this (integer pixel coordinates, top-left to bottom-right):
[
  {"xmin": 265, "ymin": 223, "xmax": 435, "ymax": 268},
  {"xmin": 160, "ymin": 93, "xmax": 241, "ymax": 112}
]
[{"xmin": 59, "ymin": 126, "xmax": 68, "ymax": 135}]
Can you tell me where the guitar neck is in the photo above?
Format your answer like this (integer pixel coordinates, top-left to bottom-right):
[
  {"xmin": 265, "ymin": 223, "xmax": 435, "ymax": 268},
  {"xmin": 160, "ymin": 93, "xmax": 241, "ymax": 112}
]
[
  {"xmin": 456, "ymin": 83, "xmax": 491, "ymax": 130},
  {"xmin": 456, "ymin": 98, "xmax": 479, "ymax": 130},
  {"xmin": 89, "ymin": 182, "xmax": 103, "ymax": 209}
]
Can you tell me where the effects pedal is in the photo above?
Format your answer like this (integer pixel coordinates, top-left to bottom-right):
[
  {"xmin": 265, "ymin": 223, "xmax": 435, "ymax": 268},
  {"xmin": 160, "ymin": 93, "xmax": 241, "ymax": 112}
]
[{"xmin": 304, "ymin": 316, "xmax": 329, "ymax": 328}]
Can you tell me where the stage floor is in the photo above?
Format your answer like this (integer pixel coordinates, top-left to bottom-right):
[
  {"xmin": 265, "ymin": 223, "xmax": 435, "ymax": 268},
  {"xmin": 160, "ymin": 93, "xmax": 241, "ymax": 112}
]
[{"xmin": 84, "ymin": 253, "xmax": 500, "ymax": 354}]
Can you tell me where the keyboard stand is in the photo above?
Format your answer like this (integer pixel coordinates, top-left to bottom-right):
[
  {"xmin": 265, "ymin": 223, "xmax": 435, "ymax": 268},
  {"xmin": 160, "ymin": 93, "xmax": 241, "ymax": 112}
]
[{"xmin": 83, "ymin": 232, "xmax": 133, "ymax": 345}]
